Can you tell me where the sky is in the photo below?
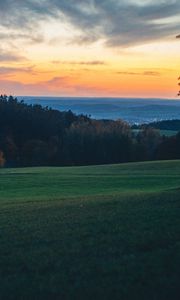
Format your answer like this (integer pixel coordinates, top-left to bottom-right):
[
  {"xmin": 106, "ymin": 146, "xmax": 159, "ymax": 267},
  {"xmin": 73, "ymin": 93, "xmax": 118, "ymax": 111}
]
[{"xmin": 0, "ymin": 0, "xmax": 180, "ymax": 98}]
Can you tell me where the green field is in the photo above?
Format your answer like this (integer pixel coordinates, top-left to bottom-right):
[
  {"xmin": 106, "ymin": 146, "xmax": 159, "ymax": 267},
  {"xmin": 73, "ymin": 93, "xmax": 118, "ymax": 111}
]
[{"xmin": 0, "ymin": 161, "xmax": 180, "ymax": 299}]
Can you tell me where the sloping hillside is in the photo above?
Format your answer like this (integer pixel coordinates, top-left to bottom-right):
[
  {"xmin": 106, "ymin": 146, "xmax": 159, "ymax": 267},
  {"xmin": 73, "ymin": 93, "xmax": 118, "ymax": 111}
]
[{"xmin": 0, "ymin": 160, "xmax": 180, "ymax": 299}]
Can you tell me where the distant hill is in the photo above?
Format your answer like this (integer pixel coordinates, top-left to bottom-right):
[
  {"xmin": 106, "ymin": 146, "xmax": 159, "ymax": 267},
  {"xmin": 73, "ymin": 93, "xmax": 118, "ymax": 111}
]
[
  {"xmin": 135, "ymin": 119, "xmax": 180, "ymax": 131},
  {"xmin": 22, "ymin": 96, "xmax": 180, "ymax": 124}
]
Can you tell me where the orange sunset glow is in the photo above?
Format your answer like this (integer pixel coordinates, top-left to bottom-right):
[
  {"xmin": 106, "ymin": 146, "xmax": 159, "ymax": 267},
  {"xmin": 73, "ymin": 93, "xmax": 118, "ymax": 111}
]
[{"xmin": 0, "ymin": 1, "xmax": 180, "ymax": 98}]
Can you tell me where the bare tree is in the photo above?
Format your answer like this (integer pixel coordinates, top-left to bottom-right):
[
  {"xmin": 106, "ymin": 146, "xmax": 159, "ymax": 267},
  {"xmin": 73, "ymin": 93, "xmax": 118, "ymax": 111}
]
[{"xmin": 176, "ymin": 35, "xmax": 180, "ymax": 95}]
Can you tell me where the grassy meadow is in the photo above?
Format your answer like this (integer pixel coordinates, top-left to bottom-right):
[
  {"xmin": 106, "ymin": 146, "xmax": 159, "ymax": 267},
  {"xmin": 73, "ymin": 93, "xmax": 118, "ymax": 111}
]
[{"xmin": 0, "ymin": 160, "xmax": 180, "ymax": 299}]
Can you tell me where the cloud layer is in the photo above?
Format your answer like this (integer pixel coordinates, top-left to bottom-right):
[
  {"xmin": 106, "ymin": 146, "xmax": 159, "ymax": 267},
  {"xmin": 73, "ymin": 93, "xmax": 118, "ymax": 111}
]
[
  {"xmin": 0, "ymin": 48, "xmax": 26, "ymax": 62},
  {"xmin": 0, "ymin": 76, "xmax": 103, "ymax": 97},
  {"xmin": 117, "ymin": 70, "xmax": 161, "ymax": 76},
  {"xmin": 0, "ymin": 0, "xmax": 180, "ymax": 47},
  {"xmin": 51, "ymin": 60, "xmax": 106, "ymax": 65}
]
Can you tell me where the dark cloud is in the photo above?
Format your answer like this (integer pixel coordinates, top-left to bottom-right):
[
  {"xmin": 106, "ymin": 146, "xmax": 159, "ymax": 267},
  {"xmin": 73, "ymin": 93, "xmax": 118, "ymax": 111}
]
[
  {"xmin": 117, "ymin": 71, "xmax": 141, "ymax": 75},
  {"xmin": 143, "ymin": 71, "xmax": 161, "ymax": 76},
  {"xmin": 0, "ymin": 1, "xmax": 179, "ymax": 47},
  {"xmin": 117, "ymin": 70, "xmax": 161, "ymax": 76},
  {"xmin": 0, "ymin": 66, "xmax": 35, "ymax": 75},
  {"xmin": 0, "ymin": 31, "xmax": 44, "ymax": 43},
  {"xmin": 51, "ymin": 60, "xmax": 106, "ymax": 65},
  {"xmin": 0, "ymin": 49, "xmax": 26, "ymax": 62}
]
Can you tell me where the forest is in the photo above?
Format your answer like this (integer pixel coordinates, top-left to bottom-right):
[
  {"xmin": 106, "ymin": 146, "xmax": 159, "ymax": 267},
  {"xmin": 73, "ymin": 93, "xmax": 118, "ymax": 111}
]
[{"xmin": 0, "ymin": 95, "xmax": 180, "ymax": 167}]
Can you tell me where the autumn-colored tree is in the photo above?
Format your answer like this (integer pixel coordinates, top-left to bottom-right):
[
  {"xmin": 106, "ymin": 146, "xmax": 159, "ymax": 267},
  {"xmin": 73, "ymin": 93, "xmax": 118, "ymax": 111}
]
[
  {"xmin": 137, "ymin": 127, "xmax": 161, "ymax": 160},
  {"xmin": 0, "ymin": 150, "xmax": 5, "ymax": 167}
]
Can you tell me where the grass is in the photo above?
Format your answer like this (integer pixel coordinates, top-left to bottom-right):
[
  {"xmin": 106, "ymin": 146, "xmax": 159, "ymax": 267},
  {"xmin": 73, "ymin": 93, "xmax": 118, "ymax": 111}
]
[{"xmin": 0, "ymin": 160, "xmax": 180, "ymax": 299}]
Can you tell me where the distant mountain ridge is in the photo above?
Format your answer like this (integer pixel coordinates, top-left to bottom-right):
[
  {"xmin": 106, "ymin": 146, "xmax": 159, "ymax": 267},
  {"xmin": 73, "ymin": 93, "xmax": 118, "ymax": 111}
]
[{"xmin": 21, "ymin": 97, "xmax": 180, "ymax": 124}]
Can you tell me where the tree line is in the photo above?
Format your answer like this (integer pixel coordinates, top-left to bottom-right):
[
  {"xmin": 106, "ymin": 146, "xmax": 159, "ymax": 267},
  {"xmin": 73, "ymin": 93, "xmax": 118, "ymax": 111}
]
[
  {"xmin": 132, "ymin": 119, "xmax": 180, "ymax": 131},
  {"xmin": 0, "ymin": 95, "xmax": 180, "ymax": 167}
]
